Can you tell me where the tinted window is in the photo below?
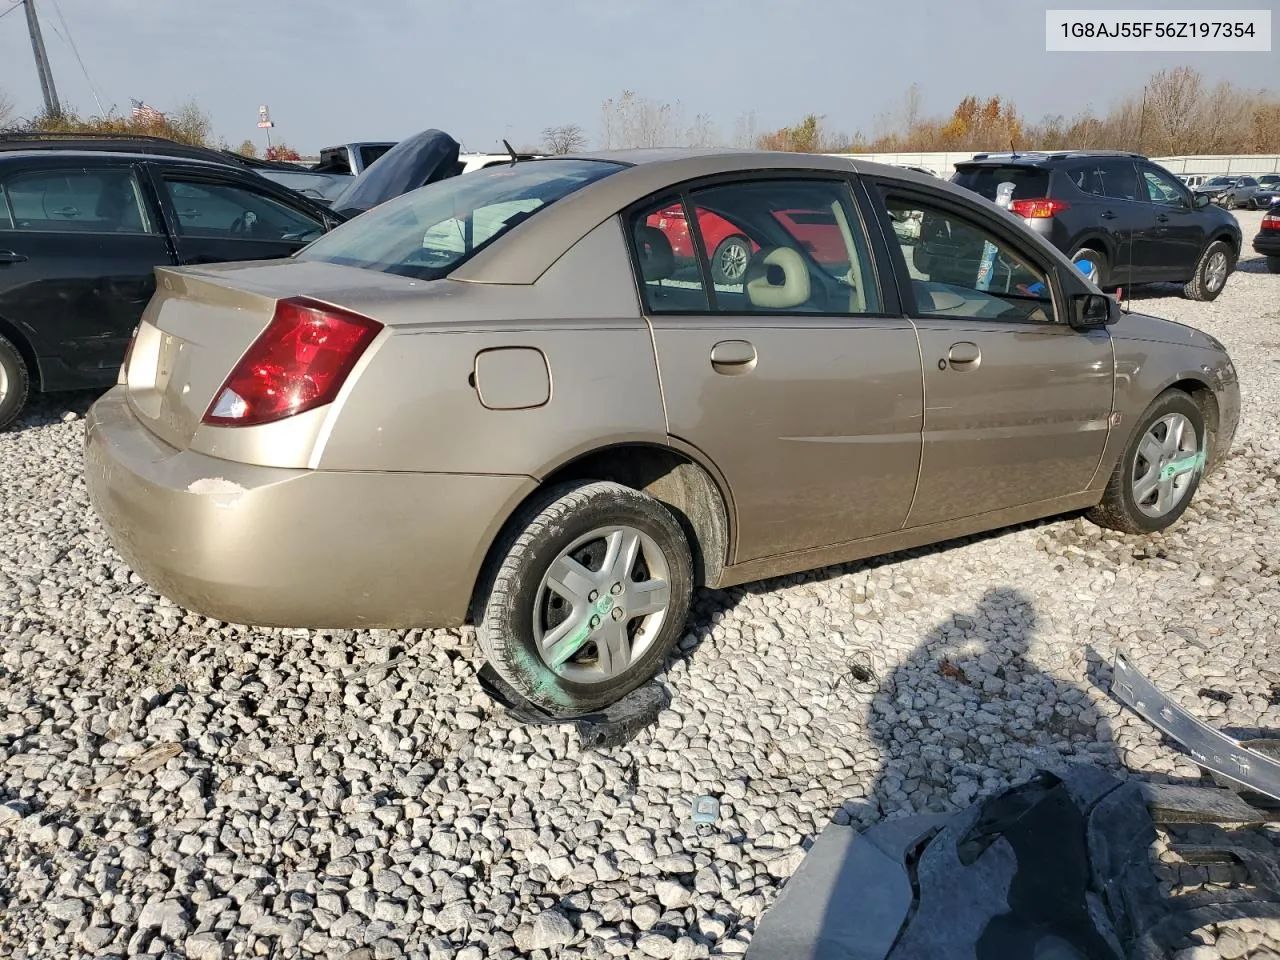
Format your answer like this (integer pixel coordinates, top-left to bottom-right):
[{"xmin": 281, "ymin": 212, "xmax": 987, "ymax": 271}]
[
  {"xmin": 1141, "ymin": 166, "xmax": 1189, "ymax": 206},
  {"xmin": 1, "ymin": 167, "xmax": 155, "ymax": 234},
  {"xmin": 951, "ymin": 166, "xmax": 1050, "ymax": 202},
  {"xmin": 160, "ymin": 177, "xmax": 324, "ymax": 241},
  {"xmin": 1066, "ymin": 161, "xmax": 1142, "ymax": 201},
  {"xmin": 688, "ymin": 179, "xmax": 880, "ymax": 314},
  {"xmin": 1238, "ymin": 177, "xmax": 1258, "ymax": 187},
  {"xmin": 881, "ymin": 192, "xmax": 1055, "ymax": 324},
  {"xmin": 296, "ymin": 158, "xmax": 622, "ymax": 280},
  {"xmin": 359, "ymin": 145, "xmax": 394, "ymax": 170},
  {"xmin": 629, "ymin": 197, "xmax": 711, "ymax": 313}
]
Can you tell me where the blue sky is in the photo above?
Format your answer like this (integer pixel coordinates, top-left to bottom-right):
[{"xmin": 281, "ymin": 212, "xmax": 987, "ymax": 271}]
[{"xmin": 2, "ymin": 0, "xmax": 1277, "ymax": 153}]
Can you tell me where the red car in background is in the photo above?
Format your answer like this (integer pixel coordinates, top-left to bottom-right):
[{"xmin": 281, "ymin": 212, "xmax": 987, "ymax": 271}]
[{"xmin": 646, "ymin": 203, "xmax": 849, "ymax": 284}]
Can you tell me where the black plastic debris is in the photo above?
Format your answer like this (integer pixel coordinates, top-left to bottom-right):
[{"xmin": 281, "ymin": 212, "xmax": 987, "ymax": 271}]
[
  {"xmin": 475, "ymin": 662, "xmax": 669, "ymax": 748},
  {"xmin": 746, "ymin": 766, "xmax": 1280, "ymax": 960}
]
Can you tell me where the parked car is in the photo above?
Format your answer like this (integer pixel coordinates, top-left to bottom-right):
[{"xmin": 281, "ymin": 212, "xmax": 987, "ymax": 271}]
[
  {"xmin": 644, "ymin": 202, "xmax": 850, "ymax": 284},
  {"xmin": 1259, "ymin": 174, "xmax": 1280, "ymax": 189},
  {"xmin": 1192, "ymin": 175, "xmax": 1266, "ymax": 209},
  {"xmin": 0, "ymin": 131, "xmax": 468, "ymax": 428},
  {"xmin": 310, "ymin": 141, "xmax": 398, "ymax": 176},
  {"xmin": 1254, "ymin": 206, "xmax": 1280, "ymax": 273},
  {"xmin": 951, "ymin": 151, "xmax": 1241, "ymax": 300},
  {"xmin": 84, "ymin": 150, "xmax": 1239, "ymax": 718}
]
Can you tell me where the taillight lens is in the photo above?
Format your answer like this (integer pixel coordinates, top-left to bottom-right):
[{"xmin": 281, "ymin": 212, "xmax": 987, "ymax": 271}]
[
  {"xmin": 203, "ymin": 297, "xmax": 382, "ymax": 427},
  {"xmin": 1262, "ymin": 212, "xmax": 1280, "ymax": 230},
  {"xmin": 1009, "ymin": 198, "xmax": 1070, "ymax": 219}
]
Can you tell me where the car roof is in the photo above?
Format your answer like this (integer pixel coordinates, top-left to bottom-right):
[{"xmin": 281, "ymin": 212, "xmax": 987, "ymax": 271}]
[
  {"xmin": 958, "ymin": 150, "xmax": 1147, "ymax": 165},
  {"xmin": 0, "ymin": 148, "xmax": 246, "ymax": 170},
  {"xmin": 448, "ymin": 149, "xmax": 967, "ymax": 285}
]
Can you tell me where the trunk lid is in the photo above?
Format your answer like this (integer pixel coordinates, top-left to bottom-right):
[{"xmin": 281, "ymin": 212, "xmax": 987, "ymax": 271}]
[{"xmin": 124, "ymin": 259, "xmax": 455, "ymax": 451}]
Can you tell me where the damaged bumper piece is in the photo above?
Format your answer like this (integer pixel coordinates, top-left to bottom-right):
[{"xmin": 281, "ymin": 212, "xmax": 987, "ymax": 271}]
[{"xmin": 747, "ymin": 654, "xmax": 1280, "ymax": 960}]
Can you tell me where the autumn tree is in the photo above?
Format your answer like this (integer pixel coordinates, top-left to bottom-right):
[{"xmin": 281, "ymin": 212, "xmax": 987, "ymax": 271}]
[
  {"xmin": 756, "ymin": 113, "xmax": 849, "ymax": 152},
  {"xmin": 542, "ymin": 124, "xmax": 587, "ymax": 154},
  {"xmin": 265, "ymin": 143, "xmax": 301, "ymax": 161},
  {"xmin": 233, "ymin": 139, "xmax": 258, "ymax": 158},
  {"xmin": 13, "ymin": 98, "xmax": 214, "ymax": 146}
]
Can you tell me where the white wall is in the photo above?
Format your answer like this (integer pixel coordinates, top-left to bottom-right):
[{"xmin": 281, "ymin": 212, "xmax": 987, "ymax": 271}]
[{"xmin": 826, "ymin": 151, "xmax": 1280, "ymax": 176}]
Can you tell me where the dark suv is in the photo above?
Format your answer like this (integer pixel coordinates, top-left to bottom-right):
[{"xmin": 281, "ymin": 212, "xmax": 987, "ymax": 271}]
[{"xmin": 951, "ymin": 151, "xmax": 1242, "ymax": 301}]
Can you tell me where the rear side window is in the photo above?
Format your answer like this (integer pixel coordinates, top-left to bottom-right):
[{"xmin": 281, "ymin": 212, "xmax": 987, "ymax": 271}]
[
  {"xmin": 1067, "ymin": 160, "xmax": 1143, "ymax": 202},
  {"xmin": 951, "ymin": 166, "xmax": 1050, "ymax": 202},
  {"xmin": 297, "ymin": 158, "xmax": 623, "ymax": 280},
  {"xmin": 0, "ymin": 167, "xmax": 156, "ymax": 234},
  {"xmin": 158, "ymin": 177, "xmax": 324, "ymax": 242}
]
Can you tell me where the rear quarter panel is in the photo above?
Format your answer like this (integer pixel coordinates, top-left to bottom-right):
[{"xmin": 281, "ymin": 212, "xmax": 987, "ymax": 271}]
[{"xmin": 316, "ymin": 217, "xmax": 669, "ymax": 475}]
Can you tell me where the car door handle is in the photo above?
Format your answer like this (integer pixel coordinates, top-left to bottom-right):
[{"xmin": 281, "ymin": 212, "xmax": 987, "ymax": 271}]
[
  {"xmin": 1100, "ymin": 210, "xmax": 1117, "ymax": 220},
  {"xmin": 946, "ymin": 341, "xmax": 981, "ymax": 370},
  {"xmin": 0, "ymin": 250, "xmax": 28, "ymax": 264},
  {"xmin": 710, "ymin": 339, "xmax": 757, "ymax": 375}
]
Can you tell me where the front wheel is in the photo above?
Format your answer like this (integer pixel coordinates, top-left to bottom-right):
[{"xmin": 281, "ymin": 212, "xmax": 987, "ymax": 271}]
[
  {"xmin": 476, "ymin": 481, "xmax": 693, "ymax": 718},
  {"xmin": 1182, "ymin": 239, "xmax": 1233, "ymax": 301},
  {"xmin": 1086, "ymin": 390, "xmax": 1207, "ymax": 535},
  {"xmin": 710, "ymin": 235, "xmax": 752, "ymax": 286},
  {"xmin": 0, "ymin": 334, "xmax": 32, "ymax": 432}
]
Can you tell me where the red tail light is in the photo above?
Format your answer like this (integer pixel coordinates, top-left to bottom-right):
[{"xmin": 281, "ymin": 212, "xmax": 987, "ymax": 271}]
[
  {"xmin": 1262, "ymin": 211, "xmax": 1280, "ymax": 230},
  {"xmin": 1009, "ymin": 198, "xmax": 1070, "ymax": 219},
  {"xmin": 203, "ymin": 297, "xmax": 382, "ymax": 427}
]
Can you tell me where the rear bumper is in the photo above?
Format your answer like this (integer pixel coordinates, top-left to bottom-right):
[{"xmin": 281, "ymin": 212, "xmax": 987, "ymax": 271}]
[
  {"xmin": 1252, "ymin": 231, "xmax": 1280, "ymax": 257},
  {"xmin": 84, "ymin": 387, "xmax": 535, "ymax": 629}
]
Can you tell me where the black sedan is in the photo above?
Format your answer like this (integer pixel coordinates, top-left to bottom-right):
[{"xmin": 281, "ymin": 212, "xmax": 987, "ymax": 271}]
[
  {"xmin": 1254, "ymin": 204, "xmax": 1280, "ymax": 273},
  {"xmin": 0, "ymin": 131, "xmax": 463, "ymax": 428}
]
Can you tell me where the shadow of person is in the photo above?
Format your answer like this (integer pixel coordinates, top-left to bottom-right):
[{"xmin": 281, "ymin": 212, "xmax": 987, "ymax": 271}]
[{"xmin": 859, "ymin": 586, "xmax": 1123, "ymax": 825}]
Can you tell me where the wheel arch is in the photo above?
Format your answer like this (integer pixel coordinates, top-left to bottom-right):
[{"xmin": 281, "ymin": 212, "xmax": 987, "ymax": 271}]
[
  {"xmin": 0, "ymin": 313, "xmax": 41, "ymax": 392},
  {"xmin": 466, "ymin": 440, "xmax": 735, "ymax": 624},
  {"xmin": 1162, "ymin": 376, "xmax": 1223, "ymax": 468}
]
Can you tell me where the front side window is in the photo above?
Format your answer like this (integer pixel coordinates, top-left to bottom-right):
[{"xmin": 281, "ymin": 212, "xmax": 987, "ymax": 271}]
[
  {"xmin": 1141, "ymin": 166, "xmax": 1189, "ymax": 207},
  {"xmin": 160, "ymin": 177, "xmax": 324, "ymax": 242},
  {"xmin": 881, "ymin": 192, "xmax": 1055, "ymax": 324},
  {"xmin": 1, "ymin": 167, "xmax": 155, "ymax": 234},
  {"xmin": 297, "ymin": 158, "xmax": 623, "ymax": 280}
]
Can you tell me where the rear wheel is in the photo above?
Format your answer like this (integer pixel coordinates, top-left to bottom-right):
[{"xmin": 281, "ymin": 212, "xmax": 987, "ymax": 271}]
[
  {"xmin": 1182, "ymin": 240, "xmax": 1232, "ymax": 301},
  {"xmin": 1086, "ymin": 390, "xmax": 1206, "ymax": 535},
  {"xmin": 1070, "ymin": 247, "xmax": 1109, "ymax": 287},
  {"xmin": 0, "ymin": 334, "xmax": 31, "ymax": 431},
  {"xmin": 477, "ymin": 481, "xmax": 693, "ymax": 718},
  {"xmin": 1268, "ymin": 256, "xmax": 1280, "ymax": 274}
]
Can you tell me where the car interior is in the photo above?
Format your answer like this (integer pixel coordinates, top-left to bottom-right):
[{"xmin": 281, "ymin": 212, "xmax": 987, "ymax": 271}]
[
  {"xmin": 632, "ymin": 181, "xmax": 879, "ymax": 315},
  {"xmin": 1, "ymin": 169, "xmax": 154, "ymax": 234}
]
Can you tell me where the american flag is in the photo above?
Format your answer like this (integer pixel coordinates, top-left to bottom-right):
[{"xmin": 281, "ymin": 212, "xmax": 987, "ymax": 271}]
[{"xmin": 130, "ymin": 98, "xmax": 165, "ymax": 124}]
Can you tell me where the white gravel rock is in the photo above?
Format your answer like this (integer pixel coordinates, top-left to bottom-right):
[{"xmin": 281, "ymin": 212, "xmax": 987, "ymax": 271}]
[{"xmin": 0, "ymin": 213, "xmax": 1277, "ymax": 958}]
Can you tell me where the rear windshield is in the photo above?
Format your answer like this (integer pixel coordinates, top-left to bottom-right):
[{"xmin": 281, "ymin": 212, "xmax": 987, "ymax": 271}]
[
  {"xmin": 295, "ymin": 158, "xmax": 624, "ymax": 280},
  {"xmin": 951, "ymin": 166, "xmax": 1051, "ymax": 201}
]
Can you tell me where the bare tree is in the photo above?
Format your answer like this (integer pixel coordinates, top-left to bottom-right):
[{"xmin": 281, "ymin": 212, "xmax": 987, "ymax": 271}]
[
  {"xmin": 1144, "ymin": 66, "xmax": 1203, "ymax": 155},
  {"xmin": 685, "ymin": 113, "xmax": 720, "ymax": 148},
  {"xmin": 599, "ymin": 90, "xmax": 682, "ymax": 149},
  {"xmin": 731, "ymin": 111, "xmax": 758, "ymax": 149},
  {"xmin": 542, "ymin": 124, "xmax": 587, "ymax": 154},
  {"xmin": 0, "ymin": 90, "xmax": 15, "ymax": 130}
]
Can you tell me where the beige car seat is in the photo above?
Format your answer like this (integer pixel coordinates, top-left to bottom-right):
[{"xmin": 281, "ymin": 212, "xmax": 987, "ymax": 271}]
[{"xmin": 745, "ymin": 246, "xmax": 811, "ymax": 310}]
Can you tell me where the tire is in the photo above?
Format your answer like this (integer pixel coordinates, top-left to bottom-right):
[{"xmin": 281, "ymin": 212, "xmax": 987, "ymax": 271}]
[
  {"xmin": 1247, "ymin": 197, "xmax": 1258, "ymax": 210},
  {"xmin": 1182, "ymin": 239, "xmax": 1233, "ymax": 302},
  {"xmin": 1268, "ymin": 256, "xmax": 1280, "ymax": 275},
  {"xmin": 1086, "ymin": 390, "xmax": 1206, "ymax": 536},
  {"xmin": 0, "ymin": 334, "xmax": 32, "ymax": 432},
  {"xmin": 1070, "ymin": 247, "xmax": 1109, "ymax": 288},
  {"xmin": 476, "ymin": 480, "xmax": 694, "ymax": 718},
  {"xmin": 710, "ymin": 235, "xmax": 751, "ymax": 286}
]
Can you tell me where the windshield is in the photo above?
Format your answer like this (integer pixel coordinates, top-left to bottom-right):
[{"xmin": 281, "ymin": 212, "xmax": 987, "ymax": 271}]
[{"xmin": 296, "ymin": 158, "xmax": 625, "ymax": 280}]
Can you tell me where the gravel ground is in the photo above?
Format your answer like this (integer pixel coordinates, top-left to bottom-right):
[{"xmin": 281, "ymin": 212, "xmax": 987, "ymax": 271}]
[{"xmin": 2, "ymin": 211, "xmax": 1278, "ymax": 959}]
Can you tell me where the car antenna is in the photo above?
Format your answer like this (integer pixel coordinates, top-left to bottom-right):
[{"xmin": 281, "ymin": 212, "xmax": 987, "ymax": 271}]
[
  {"xmin": 502, "ymin": 139, "xmax": 520, "ymax": 166},
  {"xmin": 1010, "ymin": 137, "xmax": 1019, "ymax": 160}
]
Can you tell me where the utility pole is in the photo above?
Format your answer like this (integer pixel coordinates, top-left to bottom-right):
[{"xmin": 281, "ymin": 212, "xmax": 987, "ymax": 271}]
[{"xmin": 23, "ymin": 0, "xmax": 61, "ymax": 117}]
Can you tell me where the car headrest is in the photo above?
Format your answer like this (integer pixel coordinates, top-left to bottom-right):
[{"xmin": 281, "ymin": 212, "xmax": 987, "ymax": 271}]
[
  {"xmin": 745, "ymin": 246, "xmax": 810, "ymax": 310},
  {"xmin": 635, "ymin": 225, "xmax": 674, "ymax": 281}
]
